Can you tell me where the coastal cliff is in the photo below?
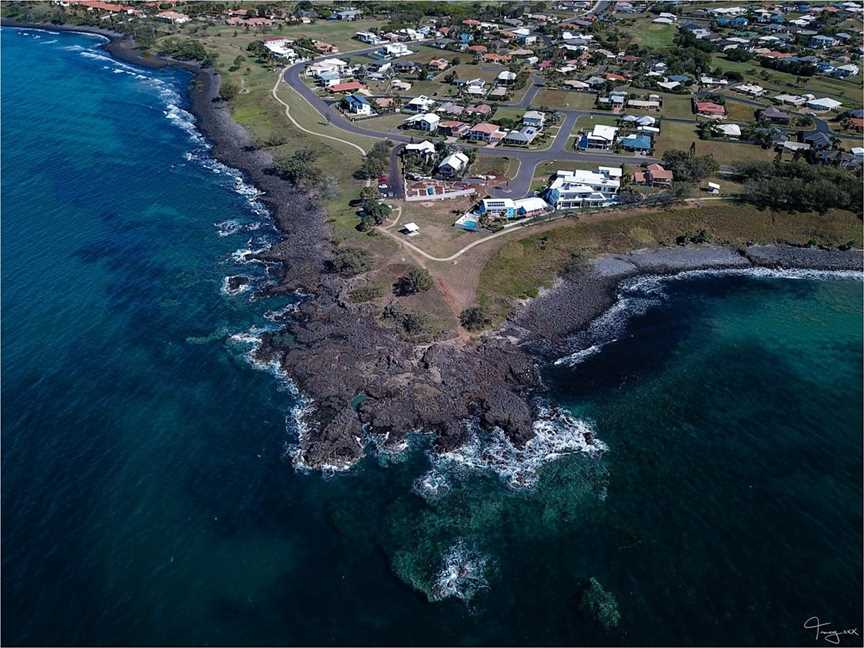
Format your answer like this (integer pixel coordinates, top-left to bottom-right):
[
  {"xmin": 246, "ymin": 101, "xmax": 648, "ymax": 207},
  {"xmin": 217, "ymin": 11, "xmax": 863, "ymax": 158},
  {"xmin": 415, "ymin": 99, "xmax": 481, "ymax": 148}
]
[{"xmin": 10, "ymin": 20, "xmax": 861, "ymax": 472}]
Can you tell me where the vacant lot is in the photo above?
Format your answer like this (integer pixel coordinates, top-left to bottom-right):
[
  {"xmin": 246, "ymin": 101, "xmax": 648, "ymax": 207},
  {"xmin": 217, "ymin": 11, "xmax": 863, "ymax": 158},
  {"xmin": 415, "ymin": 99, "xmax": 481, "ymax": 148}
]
[
  {"xmin": 534, "ymin": 89, "xmax": 597, "ymax": 110},
  {"xmin": 477, "ymin": 204, "xmax": 863, "ymax": 322},
  {"xmin": 654, "ymin": 121, "xmax": 776, "ymax": 163}
]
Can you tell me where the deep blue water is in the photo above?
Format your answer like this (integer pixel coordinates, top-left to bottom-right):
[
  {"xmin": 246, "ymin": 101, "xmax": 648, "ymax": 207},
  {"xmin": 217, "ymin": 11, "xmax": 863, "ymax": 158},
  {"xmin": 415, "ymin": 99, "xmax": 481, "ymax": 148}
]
[{"xmin": 2, "ymin": 28, "xmax": 862, "ymax": 646}]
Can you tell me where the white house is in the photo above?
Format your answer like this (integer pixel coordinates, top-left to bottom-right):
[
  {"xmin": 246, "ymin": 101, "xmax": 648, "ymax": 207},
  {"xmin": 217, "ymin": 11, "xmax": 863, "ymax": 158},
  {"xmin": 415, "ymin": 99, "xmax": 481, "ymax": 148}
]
[
  {"xmin": 404, "ymin": 113, "xmax": 440, "ymax": 132},
  {"xmin": 355, "ymin": 32, "xmax": 383, "ymax": 45},
  {"xmin": 522, "ymin": 110, "xmax": 546, "ymax": 128},
  {"xmin": 735, "ymin": 83, "xmax": 765, "ymax": 97},
  {"xmin": 716, "ymin": 123, "xmax": 742, "ymax": 139},
  {"xmin": 405, "ymin": 95, "xmax": 436, "ymax": 112},
  {"xmin": 807, "ymin": 97, "xmax": 843, "ymax": 111},
  {"xmin": 544, "ymin": 167, "xmax": 621, "ymax": 210},
  {"xmin": 497, "ymin": 70, "xmax": 517, "ymax": 84},
  {"xmin": 584, "ymin": 124, "xmax": 619, "ymax": 150},
  {"xmin": 377, "ymin": 42, "xmax": 413, "ymax": 58},
  {"xmin": 264, "ymin": 38, "xmax": 298, "ymax": 61},
  {"xmin": 437, "ymin": 152, "xmax": 469, "ymax": 178},
  {"xmin": 404, "ymin": 140, "xmax": 437, "ymax": 158}
]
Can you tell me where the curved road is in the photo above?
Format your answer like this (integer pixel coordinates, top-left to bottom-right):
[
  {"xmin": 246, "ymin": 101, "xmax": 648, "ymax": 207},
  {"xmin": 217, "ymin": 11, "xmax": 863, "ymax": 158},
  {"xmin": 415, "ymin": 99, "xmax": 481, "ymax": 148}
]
[{"xmin": 279, "ymin": 47, "xmax": 657, "ymax": 198}]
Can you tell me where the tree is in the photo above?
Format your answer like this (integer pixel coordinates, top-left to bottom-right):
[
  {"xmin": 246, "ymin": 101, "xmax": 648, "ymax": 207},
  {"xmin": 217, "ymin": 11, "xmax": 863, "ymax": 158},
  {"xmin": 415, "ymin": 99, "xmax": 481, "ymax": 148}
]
[
  {"xmin": 661, "ymin": 149, "xmax": 719, "ymax": 182},
  {"xmin": 274, "ymin": 149, "xmax": 323, "ymax": 187},
  {"xmin": 327, "ymin": 247, "xmax": 371, "ymax": 276},
  {"xmin": 397, "ymin": 268, "xmax": 433, "ymax": 295},
  {"xmin": 459, "ymin": 306, "xmax": 492, "ymax": 331}
]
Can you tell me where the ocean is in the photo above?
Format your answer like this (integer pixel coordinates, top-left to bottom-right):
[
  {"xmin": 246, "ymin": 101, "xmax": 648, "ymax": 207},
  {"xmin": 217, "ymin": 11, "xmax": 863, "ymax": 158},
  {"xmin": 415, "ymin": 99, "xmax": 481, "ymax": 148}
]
[{"xmin": 2, "ymin": 28, "xmax": 861, "ymax": 646}]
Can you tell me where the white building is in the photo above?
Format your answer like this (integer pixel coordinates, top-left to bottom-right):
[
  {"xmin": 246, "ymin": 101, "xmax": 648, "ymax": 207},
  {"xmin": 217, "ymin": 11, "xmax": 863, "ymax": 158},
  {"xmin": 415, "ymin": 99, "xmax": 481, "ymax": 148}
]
[
  {"xmin": 264, "ymin": 38, "xmax": 298, "ymax": 61},
  {"xmin": 404, "ymin": 113, "xmax": 440, "ymax": 132},
  {"xmin": 584, "ymin": 124, "xmax": 619, "ymax": 150},
  {"xmin": 404, "ymin": 95, "xmax": 436, "ymax": 112},
  {"xmin": 404, "ymin": 140, "xmax": 437, "ymax": 158},
  {"xmin": 807, "ymin": 97, "xmax": 843, "ymax": 111},
  {"xmin": 544, "ymin": 168, "xmax": 621, "ymax": 210},
  {"xmin": 437, "ymin": 152, "xmax": 470, "ymax": 178}
]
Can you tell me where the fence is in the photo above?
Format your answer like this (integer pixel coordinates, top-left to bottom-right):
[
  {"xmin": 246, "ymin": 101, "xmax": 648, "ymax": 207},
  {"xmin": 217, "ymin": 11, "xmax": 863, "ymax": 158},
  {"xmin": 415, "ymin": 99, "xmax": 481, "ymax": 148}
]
[{"xmin": 405, "ymin": 188, "xmax": 476, "ymax": 202}]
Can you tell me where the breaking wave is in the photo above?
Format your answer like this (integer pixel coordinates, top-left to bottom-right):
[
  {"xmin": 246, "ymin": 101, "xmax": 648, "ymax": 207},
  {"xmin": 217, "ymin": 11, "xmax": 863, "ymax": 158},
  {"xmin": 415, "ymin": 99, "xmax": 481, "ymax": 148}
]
[
  {"xmin": 420, "ymin": 403, "xmax": 606, "ymax": 492},
  {"xmin": 430, "ymin": 540, "xmax": 491, "ymax": 603},
  {"xmin": 556, "ymin": 265, "xmax": 864, "ymax": 366}
]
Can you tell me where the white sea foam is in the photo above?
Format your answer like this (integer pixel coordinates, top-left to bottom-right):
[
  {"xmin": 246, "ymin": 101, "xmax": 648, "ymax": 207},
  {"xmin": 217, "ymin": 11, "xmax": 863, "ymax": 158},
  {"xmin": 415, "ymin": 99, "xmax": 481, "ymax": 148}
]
[
  {"xmin": 264, "ymin": 303, "xmax": 299, "ymax": 322},
  {"xmin": 412, "ymin": 469, "xmax": 451, "ymax": 501},
  {"xmin": 221, "ymin": 275, "xmax": 252, "ymax": 297},
  {"xmin": 430, "ymin": 404, "xmax": 606, "ymax": 490},
  {"xmin": 554, "ymin": 343, "xmax": 606, "ymax": 367},
  {"xmin": 430, "ymin": 540, "xmax": 491, "ymax": 603}
]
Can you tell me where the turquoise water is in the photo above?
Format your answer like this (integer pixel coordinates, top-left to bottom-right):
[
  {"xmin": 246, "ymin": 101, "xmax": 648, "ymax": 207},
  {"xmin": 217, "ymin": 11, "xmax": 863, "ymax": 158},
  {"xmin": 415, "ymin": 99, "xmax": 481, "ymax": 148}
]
[{"xmin": 2, "ymin": 28, "xmax": 862, "ymax": 646}]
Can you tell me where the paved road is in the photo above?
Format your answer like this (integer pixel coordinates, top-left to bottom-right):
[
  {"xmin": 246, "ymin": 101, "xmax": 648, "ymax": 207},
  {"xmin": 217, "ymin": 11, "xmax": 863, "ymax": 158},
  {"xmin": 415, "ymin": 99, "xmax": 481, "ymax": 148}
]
[{"xmin": 282, "ymin": 51, "xmax": 656, "ymax": 200}]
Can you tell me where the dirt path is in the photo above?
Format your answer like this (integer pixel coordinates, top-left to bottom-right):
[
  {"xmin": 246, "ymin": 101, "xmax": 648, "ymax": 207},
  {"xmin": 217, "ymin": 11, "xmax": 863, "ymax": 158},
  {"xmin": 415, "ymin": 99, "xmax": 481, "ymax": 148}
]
[{"xmin": 271, "ymin": 65, "xmax": 367, "ymax": 156}]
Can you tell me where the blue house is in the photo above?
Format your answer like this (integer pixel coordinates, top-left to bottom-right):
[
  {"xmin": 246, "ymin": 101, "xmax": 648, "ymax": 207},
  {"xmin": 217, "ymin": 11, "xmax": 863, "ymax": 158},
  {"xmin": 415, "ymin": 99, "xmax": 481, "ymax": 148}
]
[
  {"xmin": 343, "ymin": 93, "xmax": 372, "ymax": 116},
  {"xmin": 619, "ymin": 134, "xmax": 652, "ymax": 152},
  {"xmin": 458, "ymin": 32, "xmax": 474, "ymax": 44},
  {"xmin": 717, "ymin": 16, "xmax": 748, "ymax": 27},
  {"xmin": 810, "ymin": 34, "xmax": 837, "ymax": 49}
]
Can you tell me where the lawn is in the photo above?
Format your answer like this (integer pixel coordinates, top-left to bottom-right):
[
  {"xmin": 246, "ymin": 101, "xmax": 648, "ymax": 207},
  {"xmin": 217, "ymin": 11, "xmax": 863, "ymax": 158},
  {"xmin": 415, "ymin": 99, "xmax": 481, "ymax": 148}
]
[
  {"xmin": 654, "ymin": 121, "xmax": 776, "ymax": 163},
  {"xmin": 471, "ymin": 156, "xmax": 516, "ymax": 179},
  {"xmin": 632, "ymin": 22, "xmax": 676, "ymax": 51},
  {"xmin": 476, "ymin": 204, "xmax": 862, "ymax": 322},
  {"xmin": 444, "ymin": 63, "xmax": 506, "ymax": 85},
  {"xmin": 710, "ymin": 54, "xmax": 863, "ymax": 108},
  {"xmin": 492, "ymin": 106, "xmax": 526, "ymax": 122},
  {"xmin": 534, "ymin": 89, "xmax": 597, "ymax": 110},
  {"xmin": 172, "ymin": 25, "xmax": 397, "ymax": 262}
]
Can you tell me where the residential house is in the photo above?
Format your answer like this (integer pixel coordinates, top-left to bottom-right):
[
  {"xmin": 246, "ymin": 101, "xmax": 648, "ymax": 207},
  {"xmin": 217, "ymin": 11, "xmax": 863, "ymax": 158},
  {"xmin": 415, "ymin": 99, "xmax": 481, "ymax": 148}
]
[
  {"xmin": 437, "ymin": 152, "xmax": 470, "ymax": 178},
  {"xmin": 404, "ymin": 95, "xmax": 436, "ymax": 113},
  {"xmin": 694, "ymin": 100, "xmax": 727, "ymax": 118},
  {"xmin": 404, "ymin": 113, "xmax": 440, "ymax": 132},
  {"xmin": 632, "ymin": 163, "xmax": 673, "ymax": 186},
  {"xmin": 810, "ymin": 34, "xmax": 838, "ymax": 48},
  {"xmin": 329, "ymin": 81, "xmax": 365, "ymax": 93},
  {"xmin": 343, "ymin": 93, "xmax": 372, "ymax": 115},
  {"xmin": 478, "ymin": 198, "xmax": 516, "ymax": 218},
  {"xmin": 437, "ymin": 102, "xmax": 465, "ymax": 117},
  {"xmin": 513, "ymin": 197, "xmax": 549, "ymax": 218},
  {"xmin": 716, "ymin": 123, "xmax": 742, "ymax": 139},
  {"xmin": 355, "ymin": 31, "xmax": 382, "ymax": 45},
  {"xmin": 332, "ymin": 8, "xmax": 361, "ymax": 21},
  {"xmin": 543, "ymin": 167, "xmax": 621, "ymax": 210},
  {"xmin": 759, "ymin": 106, "xmax": 791, "ymax": 124},
  {"xmin": 497, "ymin": 70, "xmax": 517, "ymax": 84},
  {"xmin": 801, "ymin": 130, "xmax": 833, "ymax": 149},
  {"xmin": 156, "ymin": 10, "xmax": 190, "ymax": 23},
  {"xmin": 735, "ymin": 83, "xmax": 765, "ymax": 97},
  {"xmin": 503, "ymin": 126, "xmax": 540, "ymax": 146},
  {"xmin": 619, "ymin": 134, "xmax": 653, "ymax": 152},
  {"xmin": 404, "ymin": 140, "xmax": 437, "ymax": 159},
  {"xmin": 264, "ymin": 37, "xmax": 298, "ymax": 61},
  {"xmin": 467, "ymin": 122, "xmax": 505, "ymax": 143},
  {"xmin": 578, "ymin": 124, "xmax": 619, "ymax": 150},
  {"xmin": 438, "ymin": 120, "xmax": 470, "ymax": 137},
  {"xmin": 376, "ymin": 42, "xmax": 413, "ymax": 58},
  {"xmin": 806, "ymin": 97, "xmax": 843, "ymax": 112},
  {"xmin": 628, "ymin": 97, "xmax": 662, "ymax": 112},
  {"xmin": 465, "ymin": 104, "xmax": 492, "ymax": 117},
  {"xmin": 523, "ymin": 111, "xmax": 546, "ymax": 128},
  {"xmin": 428, "ymin": 58, "xmax": 449, "ymax": 71}
]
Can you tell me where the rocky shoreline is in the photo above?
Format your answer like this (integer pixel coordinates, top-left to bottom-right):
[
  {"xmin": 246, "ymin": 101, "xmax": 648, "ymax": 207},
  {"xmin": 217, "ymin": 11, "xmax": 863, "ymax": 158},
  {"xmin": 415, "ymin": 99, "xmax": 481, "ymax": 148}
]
[{"xmin": 10, "ymin": 20, "xmax": 862, "ymax": 472}]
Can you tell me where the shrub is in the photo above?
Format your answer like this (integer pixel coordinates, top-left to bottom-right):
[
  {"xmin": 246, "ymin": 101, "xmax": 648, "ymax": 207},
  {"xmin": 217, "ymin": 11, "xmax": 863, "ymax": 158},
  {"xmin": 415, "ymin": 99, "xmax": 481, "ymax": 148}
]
[
  {"xmin": 327, "ymin": 247, "xmax": 371, "ymax": 276},
  {"xmin": 397, "ymin": 268, "xmax": 433, "ymax": 295},
  {"xmin": 459, "ymin": 306, "xmax": 492, "ymax": 331}
]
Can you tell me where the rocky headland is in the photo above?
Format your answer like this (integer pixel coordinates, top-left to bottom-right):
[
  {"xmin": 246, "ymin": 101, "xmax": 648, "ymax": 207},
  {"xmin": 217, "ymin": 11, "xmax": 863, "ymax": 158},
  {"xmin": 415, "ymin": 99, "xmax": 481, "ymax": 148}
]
[{"xmin": 10, "ymin": 20, "xmax": 862, "ymax": 472}]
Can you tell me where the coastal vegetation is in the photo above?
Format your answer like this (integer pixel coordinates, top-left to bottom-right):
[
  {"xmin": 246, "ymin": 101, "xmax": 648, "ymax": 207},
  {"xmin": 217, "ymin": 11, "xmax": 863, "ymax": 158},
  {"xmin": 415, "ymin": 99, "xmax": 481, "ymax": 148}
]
[
  {"xmin": 476, "ymin": 204, "xmax": 863, "ymax": 324},
  {"xmin": 735, "ymin": 161, "xmax": 863, "ymax": 214}
]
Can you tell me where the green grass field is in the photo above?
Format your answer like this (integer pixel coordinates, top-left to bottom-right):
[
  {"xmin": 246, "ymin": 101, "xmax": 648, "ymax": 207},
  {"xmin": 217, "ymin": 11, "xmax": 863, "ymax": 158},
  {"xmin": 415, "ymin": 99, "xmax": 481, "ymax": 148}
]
[
  {"xmin": 654, "ymin": 121, "xmax": 776, "ymax": 163},
  {"xmin": 476, "ymin": 204, "xmax": 862, "ymax": 322},
  {"xmin": 710, "ymin": 54, "xmax": 863, "ymax": 108}
]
